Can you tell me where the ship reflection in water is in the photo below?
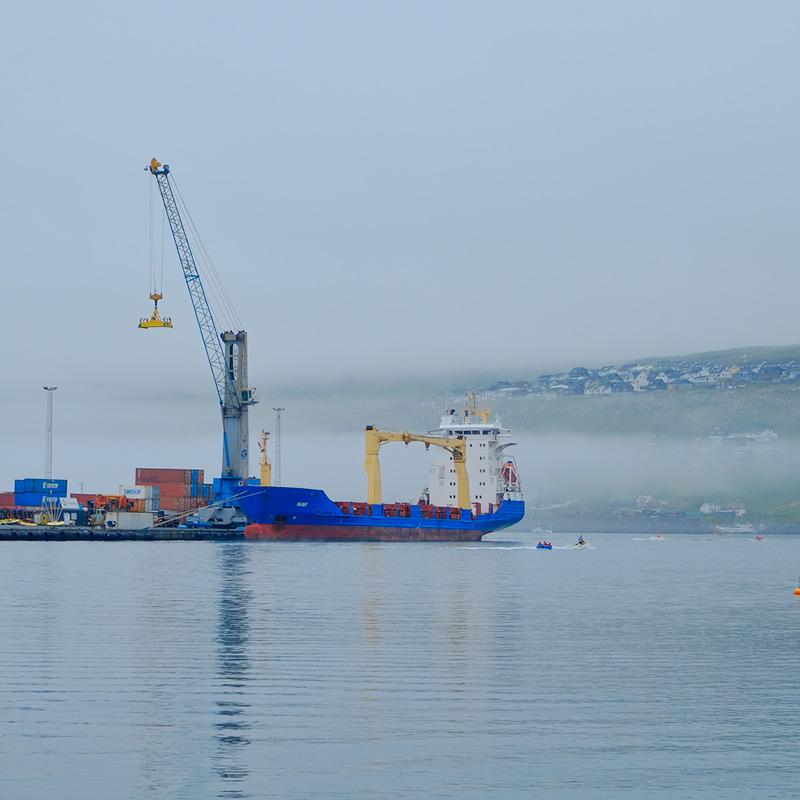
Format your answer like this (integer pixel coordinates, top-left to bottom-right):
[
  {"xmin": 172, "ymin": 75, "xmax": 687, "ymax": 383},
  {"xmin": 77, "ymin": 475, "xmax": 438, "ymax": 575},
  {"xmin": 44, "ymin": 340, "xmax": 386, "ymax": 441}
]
[{"xmin": 214, "ymin": 545, "xmax": 253, "ymax": 796}]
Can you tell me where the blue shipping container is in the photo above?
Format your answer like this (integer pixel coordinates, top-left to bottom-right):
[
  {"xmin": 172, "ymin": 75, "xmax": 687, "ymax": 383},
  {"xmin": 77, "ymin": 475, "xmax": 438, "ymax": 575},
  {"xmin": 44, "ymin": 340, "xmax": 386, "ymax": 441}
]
[
  {"xmin": 20, "ymin": 478, "xmax": 67, "ymax": 496},
  {"xmin": 16, "ymin": 493, "xmax": 53, "ymax": 507},
  {"xmin": 34, "ymin": 479, "xmax": 67, "ymax": 495}
]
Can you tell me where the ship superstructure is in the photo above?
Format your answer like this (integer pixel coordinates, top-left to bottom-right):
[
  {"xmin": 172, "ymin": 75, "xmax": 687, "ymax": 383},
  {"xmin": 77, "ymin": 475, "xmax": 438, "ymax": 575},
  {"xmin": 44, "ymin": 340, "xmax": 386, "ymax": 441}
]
[{"xmin": 427, "ymin": 396, "xmax": 522, "ymax": 514}]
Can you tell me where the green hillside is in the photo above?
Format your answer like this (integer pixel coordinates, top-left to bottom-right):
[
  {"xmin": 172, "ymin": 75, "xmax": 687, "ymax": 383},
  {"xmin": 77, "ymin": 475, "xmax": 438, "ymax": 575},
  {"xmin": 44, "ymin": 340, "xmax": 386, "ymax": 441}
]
[
  {"xmin": 634, "ymin": 343, "xmax": 800, "ymax": 368},
  {"xmin": 492, "ymin": 384, "xmax": 800, "ymax": 438}
]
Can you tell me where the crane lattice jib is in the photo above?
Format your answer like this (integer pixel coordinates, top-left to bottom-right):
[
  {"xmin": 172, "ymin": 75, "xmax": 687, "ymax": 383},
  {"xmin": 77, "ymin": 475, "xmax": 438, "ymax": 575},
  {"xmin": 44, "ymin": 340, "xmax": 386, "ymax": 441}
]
[{"xmin": 149, "ymin": 162, "xmax": 240, "ymax": 412}]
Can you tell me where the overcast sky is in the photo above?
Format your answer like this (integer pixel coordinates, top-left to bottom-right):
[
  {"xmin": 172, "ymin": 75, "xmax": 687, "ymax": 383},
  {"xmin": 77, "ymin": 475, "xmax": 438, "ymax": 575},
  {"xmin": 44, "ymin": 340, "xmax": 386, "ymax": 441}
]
[{"xmin": 2, "ymin": 0, "xmax": 799, "ymax": 492}]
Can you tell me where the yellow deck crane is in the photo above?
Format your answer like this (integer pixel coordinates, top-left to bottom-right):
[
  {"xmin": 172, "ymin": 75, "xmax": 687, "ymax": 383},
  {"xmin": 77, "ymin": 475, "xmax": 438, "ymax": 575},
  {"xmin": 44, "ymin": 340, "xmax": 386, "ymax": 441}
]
[
  {"xmin": 258, "ymin": 430, "xmax": 272, "ymax": 487},
  {"xmin": 364, "ymin": 426, "xmax": 471, "ymax": 511}
]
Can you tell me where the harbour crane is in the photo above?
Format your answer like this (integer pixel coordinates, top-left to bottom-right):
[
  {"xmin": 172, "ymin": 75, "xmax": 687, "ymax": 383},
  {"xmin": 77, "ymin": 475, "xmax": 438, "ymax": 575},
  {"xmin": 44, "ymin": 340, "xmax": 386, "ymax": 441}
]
[{"xmin": 146, "ymin": 158, "xmax": 257, "ymax": 499}]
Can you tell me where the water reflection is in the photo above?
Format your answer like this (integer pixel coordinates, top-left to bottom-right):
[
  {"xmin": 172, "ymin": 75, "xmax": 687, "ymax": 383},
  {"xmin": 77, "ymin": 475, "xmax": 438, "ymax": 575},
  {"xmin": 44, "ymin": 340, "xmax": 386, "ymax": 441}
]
[
  {"xmin": 361, "ymin": 544, "xmax": 381, "ymax": 707},
  {"xmin": 214, "ymin": 544, "xmax": 253, "ymax": 798}
]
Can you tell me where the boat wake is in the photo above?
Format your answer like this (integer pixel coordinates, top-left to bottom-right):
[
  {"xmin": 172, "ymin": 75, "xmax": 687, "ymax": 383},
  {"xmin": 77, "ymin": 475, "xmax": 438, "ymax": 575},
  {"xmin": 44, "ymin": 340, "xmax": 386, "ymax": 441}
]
[{"xmin": 461, "ymin": 544, "xmax": 540, "ymax": 550}]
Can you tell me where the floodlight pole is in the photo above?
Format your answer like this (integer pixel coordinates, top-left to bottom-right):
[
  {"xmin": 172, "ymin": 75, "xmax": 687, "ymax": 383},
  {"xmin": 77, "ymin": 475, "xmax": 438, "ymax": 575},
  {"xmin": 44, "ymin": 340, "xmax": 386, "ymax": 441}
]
[
  {"xmin": 43, "ymin": 386, "xmax": 57, "ymax": 479},
  {"xmin": 273, "ymin": 408, "xmax": 285, "ymax": 487}
]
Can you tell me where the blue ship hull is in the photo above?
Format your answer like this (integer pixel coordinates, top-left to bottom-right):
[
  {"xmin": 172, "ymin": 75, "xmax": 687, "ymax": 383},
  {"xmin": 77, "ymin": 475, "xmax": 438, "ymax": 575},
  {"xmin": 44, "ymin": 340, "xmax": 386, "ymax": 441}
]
[{"xmin": 237, "ymin": 486, "xmax": 525, "ymax": 541}]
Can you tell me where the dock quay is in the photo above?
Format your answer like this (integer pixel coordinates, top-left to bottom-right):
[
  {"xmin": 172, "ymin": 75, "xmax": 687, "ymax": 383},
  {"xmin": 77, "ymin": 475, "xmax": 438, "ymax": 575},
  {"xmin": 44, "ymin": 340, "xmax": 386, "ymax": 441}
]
[{"xmin": 0, "ymin": 526, "xmax": 245, "ymax": 542}]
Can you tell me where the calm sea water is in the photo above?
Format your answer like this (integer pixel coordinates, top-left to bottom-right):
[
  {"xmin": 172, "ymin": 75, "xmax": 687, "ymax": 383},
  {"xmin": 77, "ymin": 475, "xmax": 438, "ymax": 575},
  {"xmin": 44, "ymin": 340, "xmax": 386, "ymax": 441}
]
[{"xmin": 1, "ymin": 532, "xmax": 799, "ymax": 799}]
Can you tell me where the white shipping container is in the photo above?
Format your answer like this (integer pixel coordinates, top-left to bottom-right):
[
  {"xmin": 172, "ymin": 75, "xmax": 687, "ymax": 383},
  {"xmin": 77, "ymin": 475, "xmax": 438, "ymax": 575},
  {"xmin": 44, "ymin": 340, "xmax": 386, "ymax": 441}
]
[
  {"xmin": 119, "ymin": 485, "xmax": 157, "ymax": 499},
  {"xmin": 104, "ymin": 511, "xmax": 154, "ymax": 530}
]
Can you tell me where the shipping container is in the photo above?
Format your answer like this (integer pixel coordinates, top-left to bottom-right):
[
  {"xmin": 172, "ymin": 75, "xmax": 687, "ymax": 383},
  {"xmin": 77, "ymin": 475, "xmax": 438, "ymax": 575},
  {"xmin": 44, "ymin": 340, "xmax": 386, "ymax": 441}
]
[
  {"xmin": 104, "ymin": 511, "xmax": 154, "ymax": 530},
  {"xmin": 0, "ymin": 492, "xmax": 15, "ymax": 507},
  {"xmin": 16, "ymin": 493, "xmax": 52, "ymax": 507},
  {"xmin": 18, "ymin": 478, "xmax": 67, "ymax": 496},
  {"xmin": 158, "ymin": 496, "xmax": 205, "ymax": 513},
  {"xmin": 156, "ymin": 482, "xmax": 193, "ymax": 498},
  {"xmin": 119, "ymin": 484, "xmax": 159, "ymax": 499},
  {"xmin": 135, "ymin": 468, "xmax": 200, "ymax": 484}
]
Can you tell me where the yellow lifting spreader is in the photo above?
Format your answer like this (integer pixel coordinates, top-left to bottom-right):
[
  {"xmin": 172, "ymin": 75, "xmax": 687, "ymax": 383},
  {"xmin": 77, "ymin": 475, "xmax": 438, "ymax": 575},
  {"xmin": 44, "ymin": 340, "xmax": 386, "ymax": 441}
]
[{"xmin": 138, "ymin": 293, "xmax": 173, "ymax": 329}]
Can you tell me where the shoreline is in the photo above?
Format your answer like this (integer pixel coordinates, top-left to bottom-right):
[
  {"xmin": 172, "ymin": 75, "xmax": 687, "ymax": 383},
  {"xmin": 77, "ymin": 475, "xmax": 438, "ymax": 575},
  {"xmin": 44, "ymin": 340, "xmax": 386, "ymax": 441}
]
[{"xmin": 535, "ymin": 513, "xmax": 797, "ymax": 535}]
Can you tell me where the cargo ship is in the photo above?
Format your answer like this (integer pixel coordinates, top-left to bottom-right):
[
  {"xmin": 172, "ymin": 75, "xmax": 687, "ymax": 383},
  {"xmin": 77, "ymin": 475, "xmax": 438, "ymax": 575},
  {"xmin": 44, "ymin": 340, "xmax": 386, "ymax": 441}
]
[{"xmin": 238, "ymin": 400, "xmax": 524, "ymax": 541}]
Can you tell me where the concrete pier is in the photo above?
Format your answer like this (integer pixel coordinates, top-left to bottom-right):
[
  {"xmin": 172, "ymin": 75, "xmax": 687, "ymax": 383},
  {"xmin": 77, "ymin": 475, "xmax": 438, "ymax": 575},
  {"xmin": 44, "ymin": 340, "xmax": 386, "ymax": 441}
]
[{"xmin": 0, "ymin": 525, "xmax": 245, "ymax": 541}]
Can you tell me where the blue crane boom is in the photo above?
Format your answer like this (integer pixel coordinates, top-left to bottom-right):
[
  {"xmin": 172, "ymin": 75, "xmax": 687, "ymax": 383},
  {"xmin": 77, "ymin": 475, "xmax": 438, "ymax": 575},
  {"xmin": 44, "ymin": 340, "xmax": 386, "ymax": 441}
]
[{"xmin": 147, "ymin": 158, "xmax": 257, "ymax": 489}]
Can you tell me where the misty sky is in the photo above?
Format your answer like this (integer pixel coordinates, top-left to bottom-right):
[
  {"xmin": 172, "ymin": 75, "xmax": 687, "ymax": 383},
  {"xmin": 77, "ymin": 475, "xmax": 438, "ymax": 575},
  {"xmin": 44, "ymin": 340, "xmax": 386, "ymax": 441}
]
[{"xmin": 2, "ymin": 1, "xmax": 799, "ymax": 493}]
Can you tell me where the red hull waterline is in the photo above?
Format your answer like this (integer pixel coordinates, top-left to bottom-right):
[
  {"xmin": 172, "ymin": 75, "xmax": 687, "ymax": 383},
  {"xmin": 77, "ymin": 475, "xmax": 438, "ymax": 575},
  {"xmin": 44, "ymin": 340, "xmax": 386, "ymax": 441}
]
[{"xmin": 244, "ymin": 523, "xmax": 487, "ymax": 542}]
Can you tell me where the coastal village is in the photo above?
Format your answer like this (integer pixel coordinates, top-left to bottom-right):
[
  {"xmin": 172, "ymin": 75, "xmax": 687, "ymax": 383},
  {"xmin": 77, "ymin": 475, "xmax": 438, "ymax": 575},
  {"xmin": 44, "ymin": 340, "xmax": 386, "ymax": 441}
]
[{"xmin": 482, "ymin": 356, "xmax": 800, "ymax": 397}]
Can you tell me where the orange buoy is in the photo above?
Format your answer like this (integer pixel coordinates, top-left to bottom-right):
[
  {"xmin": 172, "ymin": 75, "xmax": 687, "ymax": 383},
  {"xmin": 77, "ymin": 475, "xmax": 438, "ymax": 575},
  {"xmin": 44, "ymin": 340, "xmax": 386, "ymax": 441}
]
[{"xmin": 795, "ymin": 587, "xmax": 800, "ymax": 596}]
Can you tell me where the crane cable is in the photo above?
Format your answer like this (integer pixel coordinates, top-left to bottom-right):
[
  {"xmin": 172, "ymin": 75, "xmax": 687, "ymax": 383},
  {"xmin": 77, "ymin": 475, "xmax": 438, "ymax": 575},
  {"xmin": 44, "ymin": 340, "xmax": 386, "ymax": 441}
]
[
  {"xmin": 148, "ymin": 180, "xmax": 154, "ymax": 295},
  {"xmin": 170, "ymin": 175, "xmax": 243, "ymax": 334},
  {"xmin": 147, "ymin": 181, "xmax": 167, "ymax": 297}
]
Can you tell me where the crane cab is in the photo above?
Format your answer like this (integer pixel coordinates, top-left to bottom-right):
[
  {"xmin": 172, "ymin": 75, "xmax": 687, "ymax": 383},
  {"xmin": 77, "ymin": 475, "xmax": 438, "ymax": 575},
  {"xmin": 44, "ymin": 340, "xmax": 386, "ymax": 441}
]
[{"xmin": 138, "ymin": 293, "xmax": 173, "ymax": 329}]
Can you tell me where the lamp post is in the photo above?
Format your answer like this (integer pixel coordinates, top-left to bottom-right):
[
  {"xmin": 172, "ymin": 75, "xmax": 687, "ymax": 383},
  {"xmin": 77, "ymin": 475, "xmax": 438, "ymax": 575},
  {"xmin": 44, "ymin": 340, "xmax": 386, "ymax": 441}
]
[
  {"xmin": 43, "ymin": 386, "xmax": 57, "ymax": 479},
  {"xmin": 272, "ymin": 408, "xmax": 285, "ymax": 487}
]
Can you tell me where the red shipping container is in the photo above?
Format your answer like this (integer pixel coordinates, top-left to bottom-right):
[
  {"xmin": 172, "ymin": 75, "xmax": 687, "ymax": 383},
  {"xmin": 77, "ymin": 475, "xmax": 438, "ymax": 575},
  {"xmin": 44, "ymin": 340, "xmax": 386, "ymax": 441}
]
[
  {"xmin": 135, "ymin": 468, "xmax": 193, "ymax": 484},
  {"xmin": 0, "ymin": 491, "xmax": 16, "ymax": 507},
  {"xmin": 155, "ymin": 482, "xmax": 193, "ymax": 498},
  {"xmin": 159, "ymin": 496, "xmax": 205, "ymax": 513}
]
